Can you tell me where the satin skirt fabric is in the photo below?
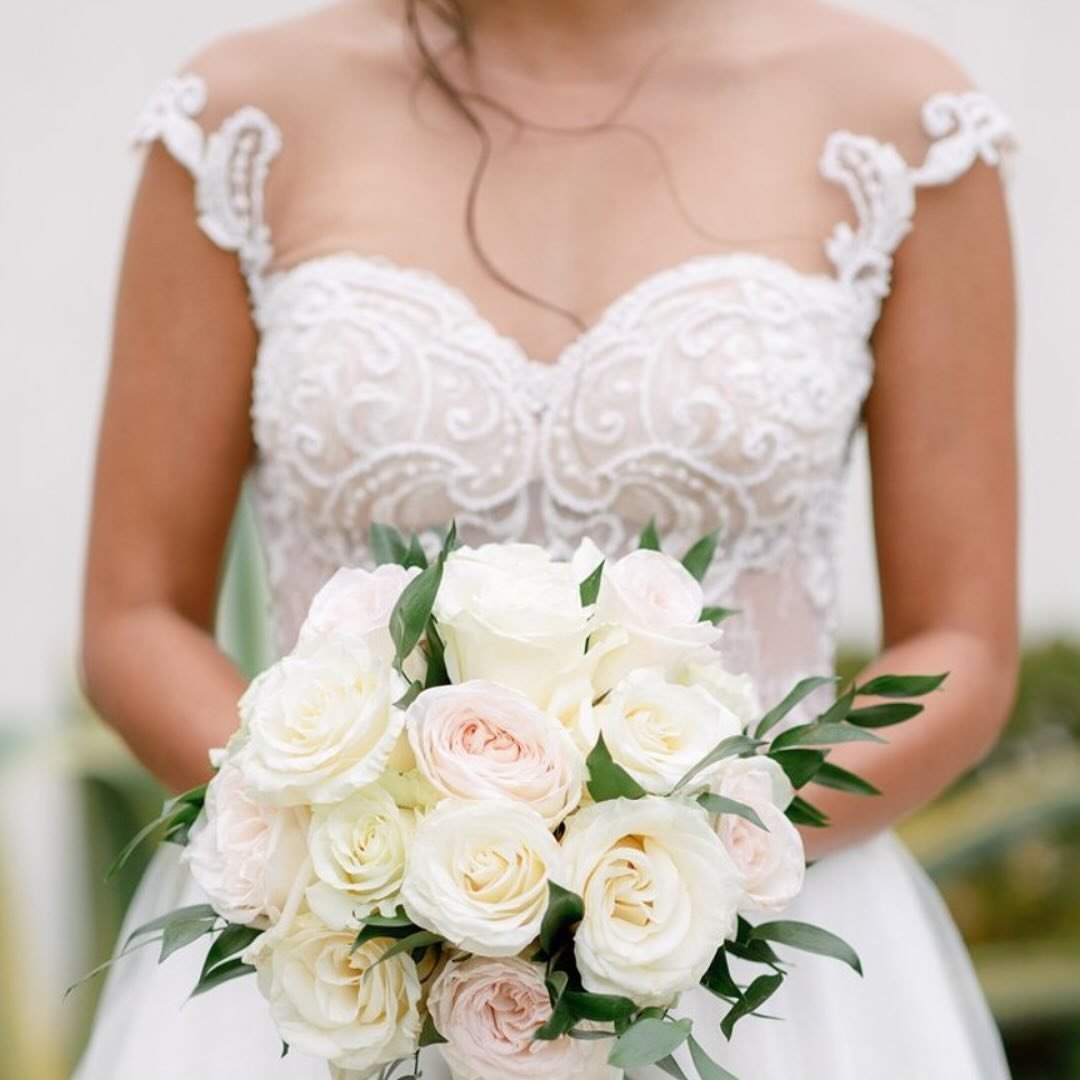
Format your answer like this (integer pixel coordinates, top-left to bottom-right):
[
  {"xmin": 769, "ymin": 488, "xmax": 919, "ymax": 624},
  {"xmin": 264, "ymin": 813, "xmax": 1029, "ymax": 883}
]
[{"xmin": 73, "ymin": 830, "xmax": 1010, "ymax": 1080}]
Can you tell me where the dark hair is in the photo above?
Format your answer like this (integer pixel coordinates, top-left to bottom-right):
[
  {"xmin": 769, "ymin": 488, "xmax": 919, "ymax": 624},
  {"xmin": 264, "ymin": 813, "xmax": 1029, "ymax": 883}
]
[
  {"xmin": 403, "ymin": 0, "xmax": 588, "ymax": 327},
  {"xmin": 402, "ymin": 0, "xmax": 726, "ymax": 331}
]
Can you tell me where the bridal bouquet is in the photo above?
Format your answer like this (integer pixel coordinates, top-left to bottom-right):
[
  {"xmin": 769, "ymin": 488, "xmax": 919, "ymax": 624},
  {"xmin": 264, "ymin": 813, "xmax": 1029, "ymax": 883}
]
[{"xmin": 96, "ymin": 523, "xmax": 942, "ymax": 1080}]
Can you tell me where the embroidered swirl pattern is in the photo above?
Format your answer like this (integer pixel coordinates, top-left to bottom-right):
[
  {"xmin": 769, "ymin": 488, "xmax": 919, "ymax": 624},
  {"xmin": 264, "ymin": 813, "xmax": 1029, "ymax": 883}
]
[{"xmin": 132, "ymin": 75, "xmax": 1016, "ymax": 712}]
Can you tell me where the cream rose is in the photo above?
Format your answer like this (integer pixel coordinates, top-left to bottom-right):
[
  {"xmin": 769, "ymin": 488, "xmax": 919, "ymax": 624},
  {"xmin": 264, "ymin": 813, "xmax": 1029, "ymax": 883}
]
[
  {"xmin": 593, "ymin": 668, "xmax": 745, "ymax": 794},
  {"xmin": 710, "ymin": 757, "xmax": 804, "ymax": 914},
  {"xmin": 406, "ymin": 681, "xmax": 584, "ymax": 827},
  {"xmin": 245, "ymin": 916, "xmax": 421, "ymax": 1073},
  {"xmin": 305, "ymin": 784, "xmax": 416, "ymax": 930},
  {"xmin": 182, "ymin": 762, "xmax": 310, "ymax": 927},
  {"xmin": 233, "ymin": 637, "xmax": 406, "ymax": 806},
  {"xmin": 401, "ymin": 799, "xmax": 564, "ymax": 956},
  {"xmin": 561, "ymin": 797, "xmax": 742, "ymax": 1005},
  {"xmin": 676, "ymin": 658, "xmax": 761, "ymax": 730},
  {"xmin": 572, "ymin": 540, "xmax": 721, "ymax": 694},
  {"xmin": 297, "ymin": 563, "xmax": 419, "ymax": 660},
  {"xmin": 427, "ymin": 955, "xmax": 617, "ymax": 1080},
  {"xmin": 433, "ymin": 544, "xmax": 593, "ymax": 704}
]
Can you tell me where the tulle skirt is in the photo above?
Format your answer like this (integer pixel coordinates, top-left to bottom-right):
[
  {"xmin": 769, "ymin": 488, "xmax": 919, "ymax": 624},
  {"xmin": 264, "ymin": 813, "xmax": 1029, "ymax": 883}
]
[{"xmin": 73, "ymin": 830, "xmax": 1010, "ymax": 1080}]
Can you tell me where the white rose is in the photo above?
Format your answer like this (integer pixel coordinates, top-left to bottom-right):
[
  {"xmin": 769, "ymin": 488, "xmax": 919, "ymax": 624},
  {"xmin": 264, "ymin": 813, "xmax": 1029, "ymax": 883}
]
[
  {"xmin": 245, "ymin": 916, "xmax": 421, "ymax": 1073},
  {"xmin": 401, "ymin": 799, "xmax": 564, "ymax": 957},
  {"xmin": 561, "ymin": 797, "xmax": 742, "ymax": 1006},
  {"xmin": 298, "ymin": 564, "xmax": 419, "ymax": 660},
  {"xmin": 572, "ymin": 541, "xmax": 722, "ymax": 694},
  {"xmin": 233, "ymin": 637, "xmax": 406, "ymax": 806},
  {"xmin": 676, "ymin": 659, "xmax": 761, "ymax": 730},
  {"xmin": 406, "ymin": 681, "xmax": 584, "ymax": 827},
  {"xmin": 711, "ymin": 754, "xmax": 794, "ymax": 810},
  {"xmin": 710, "ymin": 757, "xmax": 804, "ymax": 914},
  {"xmin": 593, "ymin": 668, "xmax": 744, "ymax": 794},
  {"xmin": 433, "ymin": 544, "xmax": 592, "ymax": 705},
  {"xmin": 427, "ymin": 955, "xmax": 617, "ymax": 1080},
  {"xmin": 181, "ymin": 762, "xmax": 309, "ymax": 927},
  {"xmin": 305, "ymin": 784, "xmax": 416, "ymax": 930}
]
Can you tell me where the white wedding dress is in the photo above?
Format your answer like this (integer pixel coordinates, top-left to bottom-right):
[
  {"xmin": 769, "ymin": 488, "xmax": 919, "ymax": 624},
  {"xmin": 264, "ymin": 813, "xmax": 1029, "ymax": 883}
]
[{"xmin": 75, "ymin": 68, "xmax": 1018, "ymax": 1080}]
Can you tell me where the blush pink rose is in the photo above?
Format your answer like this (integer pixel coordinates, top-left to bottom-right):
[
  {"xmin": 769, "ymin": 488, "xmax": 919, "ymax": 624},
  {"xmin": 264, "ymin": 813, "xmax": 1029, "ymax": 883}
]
[
  {"xmin": 405, "ymin": 681, "xmax": 584, "ymax": 827},
  {"xmin": 427, "ymin": 955, "xmax": 617, "ymax": 1080},
  {"xmin": 298, "ymin": 564, "xmax": 419, "ymax": 659}
]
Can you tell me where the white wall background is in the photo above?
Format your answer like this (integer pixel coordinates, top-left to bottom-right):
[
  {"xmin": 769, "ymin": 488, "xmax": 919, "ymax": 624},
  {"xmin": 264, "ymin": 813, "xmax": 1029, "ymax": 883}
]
[{"xmin": 0, "ymin": 0, "xmax": 1077, "ymax": 1018}]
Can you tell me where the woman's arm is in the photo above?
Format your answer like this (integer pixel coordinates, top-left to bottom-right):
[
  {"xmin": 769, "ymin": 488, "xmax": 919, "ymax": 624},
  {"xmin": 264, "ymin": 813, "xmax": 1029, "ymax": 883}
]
[
  {"xmin": 802, "ymin": 151, "xmax": 1020, "ymax": 861},
  {"xmin": 79, "ymin": 131, "xmax": 258, "ymax": 794}
]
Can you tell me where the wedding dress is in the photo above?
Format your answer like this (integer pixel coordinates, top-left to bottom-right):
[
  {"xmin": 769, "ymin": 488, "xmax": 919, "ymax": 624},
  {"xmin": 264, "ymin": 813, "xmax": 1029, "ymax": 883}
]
[{"xmin": 74, "ymin": 68, "xmax": 1018, "ymax": 1080}]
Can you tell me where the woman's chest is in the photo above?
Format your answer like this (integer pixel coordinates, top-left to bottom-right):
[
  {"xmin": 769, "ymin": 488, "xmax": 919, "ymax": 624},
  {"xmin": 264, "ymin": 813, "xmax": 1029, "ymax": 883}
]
[{"xmin": 249, "ymin": 252, "xmax": 873, "ymax": 556}]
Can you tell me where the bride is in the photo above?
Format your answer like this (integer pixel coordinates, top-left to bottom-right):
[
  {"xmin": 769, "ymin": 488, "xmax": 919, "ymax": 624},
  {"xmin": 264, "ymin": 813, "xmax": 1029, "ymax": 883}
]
[{"xmin": 74, "ymin": 0, "xmax": 1019, "ymax": 1076}]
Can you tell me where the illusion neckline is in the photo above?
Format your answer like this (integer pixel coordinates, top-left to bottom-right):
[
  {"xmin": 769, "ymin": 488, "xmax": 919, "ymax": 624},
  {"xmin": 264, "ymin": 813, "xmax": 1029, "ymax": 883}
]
[{"xmin": 258, "ymin": 248, "xmax": 860, "ymax": 371}]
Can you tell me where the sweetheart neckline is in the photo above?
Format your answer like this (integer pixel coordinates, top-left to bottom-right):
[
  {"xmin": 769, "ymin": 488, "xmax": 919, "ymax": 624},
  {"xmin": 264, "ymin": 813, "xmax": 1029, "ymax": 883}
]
[{"xmin": 258, "ymin": 248, "xmax": 861, "ymax": 372}]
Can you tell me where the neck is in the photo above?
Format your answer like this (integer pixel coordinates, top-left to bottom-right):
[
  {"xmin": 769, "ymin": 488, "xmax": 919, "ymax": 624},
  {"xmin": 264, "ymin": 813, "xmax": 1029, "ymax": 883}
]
[{"xmin": 449, "ymin": 0, "xmax": 716, "ymax": 81}]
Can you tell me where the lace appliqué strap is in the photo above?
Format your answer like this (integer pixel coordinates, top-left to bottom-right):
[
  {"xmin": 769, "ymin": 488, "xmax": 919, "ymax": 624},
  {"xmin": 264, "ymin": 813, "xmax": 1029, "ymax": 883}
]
[
  {"xmin": 820, "ymin": 90, "xmax": 1018, "ymax": 312},
  {"xmin": 131, "ymin": 73, "xmax": 282, "ymax": 301}
]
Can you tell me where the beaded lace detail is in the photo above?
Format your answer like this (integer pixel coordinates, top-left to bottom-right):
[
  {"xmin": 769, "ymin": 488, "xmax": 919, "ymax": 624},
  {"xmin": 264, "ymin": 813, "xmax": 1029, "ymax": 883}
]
[{"xmin": 132, "ymin": 75, "xmax": 1016, "ymax": 711}]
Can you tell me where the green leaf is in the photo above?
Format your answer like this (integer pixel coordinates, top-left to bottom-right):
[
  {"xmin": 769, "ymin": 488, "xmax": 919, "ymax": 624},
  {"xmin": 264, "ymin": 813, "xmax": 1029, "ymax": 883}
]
[
  {"xmin": 363, "ymin": 909, "xmax": 412, "ymax": 927},
  {"xmin": 810, "ymin": 762, "xmax": 881, "ymax": 797},
  {"xmin": 749, "ymin": 920, "xmax": 863, "ymax": 975},
  {"xmin": 199, "ymin": 923, "xmax": 261, "ymax": 982},
  {"xmin": 160, "ymin": 916, "xmax": 217, "ymax": 962},
  {"xmin": 389, "ymin": 560, "xmax": 445, "ymax": 675},
  {"xmin": 534, "ymin": 993, "xmax": 575, "ymax": 1040},
  {"xmin": 404, "ymin": 531, "xmax": 429, "ymax": 570},
  {"xmin": 563, "ymin": 990, "xmax": 637, "ymax": 1022},
  {"xmin": 394, "ymin": 679, "xmax": 424, "ymax": 710},
  {"xmin": 697, "ymin": 793, "xmax": 768, "ymax": 831},
  {"xmin": 681, "ymin": 529, "xmax": 719, "ymax": 583},
  {"xmin": 638, "ymin": 519, "xmax": 662, "ymax": 551},
  {"xmin": 768, "ymin": 749, "xmax": 827, "ymax": 789},
  {"xmin": 672, "ymin": 735, "xmax": 761, "ymax": 794},
  {"xmin": 847, "ymin": 702, "xmax": 923, "ymax": 728},
  {"xmin": 420, "ymin": 1014, "xmax": 449, "ymax": 1046},
  {"xmin": 190, "ymin": 956, "xmax": 255, "ymax": 998},
  {"xmin": 815, "ymin": 686, "xmax": 856, "ymax": 726},
  {"xmin": 655, "ymin": 1055, "xmax": 691, "ymax": 1079},
  {"xmin": 579, "ymin": 560, "xmax": 605, "ymax": 607},
  {"xmin": 540, "ymin": 882, "xmax": 585, "ymax": 956},
  {"xmin": 545, "ymin": 969, "xmax": 569, "ymax": 1007},
  {"xmin": 785, "ymin": 796, "xmax": 829, "ymax": 828},
  {"xmin": 700, "ymin": 948, "xmax": 741, "ymax": 1001},
  {"xmin": 106, "ymin": 785, "xmax": 207, "ymax": 879},
  {"xmin": 124, "ymin": 904, "xmax": 218, "ymax": 951},
  {"xmin": 754, "ymin": 677, "xmax": 838, "ymax": 739},
  {"xmin": 608, "ymin": 1017, "xmax": 692, "ymax": 1069},
  {"xmin": 374, "ymin": 931, "xmax": 441, "ymax": 966},
  {"xmin": 423, "ymin": 617, "xmax": 449, "ymax": 689},
  {"xmin": 700, "ymin": 606, "xmax": 739, "ymax": 626},
  {"xmin": 769, "ymin": 723, "xmax": 885, "ymax": 752},
  {"xmin": 720, "ymin": 973, "xmax": 783, "ymax": 1039},
  {"xmin": 352, "ymin": 919, "xmax": 421, "ymax": 954},
  {"xmin": 369, "ymin": 523, "xmax": 409, "ymax": 566},
  {"xmin": 586, "ymin": 734, "xmax": 648, "ymax": 802},
  {"xmin": 856, "ymin": 673, "xmax": 947, "ymax": 698},
  {"xmin": 688, "ymin": 1035, "xmax": 740, "ymax": 1080}
]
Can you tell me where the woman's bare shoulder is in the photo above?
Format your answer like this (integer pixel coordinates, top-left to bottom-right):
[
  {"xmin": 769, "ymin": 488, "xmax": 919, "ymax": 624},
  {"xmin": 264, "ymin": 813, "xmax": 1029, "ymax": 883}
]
[
  {"xmin": 172, "ymin": 1, "xmax": 406, "ymax": 128},
  {"xmin": 789, "ymin": 3, "xmax": 983, "ymax": 155}
]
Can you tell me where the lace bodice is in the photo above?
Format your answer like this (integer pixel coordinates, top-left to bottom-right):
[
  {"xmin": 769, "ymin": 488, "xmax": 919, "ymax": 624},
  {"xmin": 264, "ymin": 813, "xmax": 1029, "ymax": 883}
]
[{"xmin": 132, "ymin": 72, "xmax": 1016, "ymax": 710}]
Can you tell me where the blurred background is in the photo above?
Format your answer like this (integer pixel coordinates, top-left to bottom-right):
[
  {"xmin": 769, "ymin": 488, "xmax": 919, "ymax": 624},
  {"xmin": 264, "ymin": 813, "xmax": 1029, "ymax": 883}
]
[{"xmin": 1, "ymin": 0, "xmax": 1077, "ymax": 1077}]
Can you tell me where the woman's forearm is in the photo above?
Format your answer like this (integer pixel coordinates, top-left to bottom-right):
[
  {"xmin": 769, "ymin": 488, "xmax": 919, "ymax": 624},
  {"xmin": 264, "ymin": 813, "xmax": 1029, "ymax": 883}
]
[
  {"xmin": 79, "ymin": 604, "xmax": 248, "ymax": 794},
  {"xmin": 801, "ymin": 627, "xmax": 1018, "ymax": 861}
]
